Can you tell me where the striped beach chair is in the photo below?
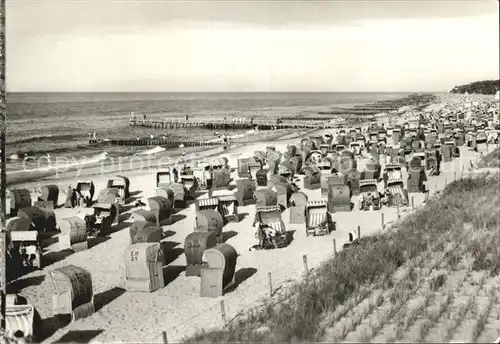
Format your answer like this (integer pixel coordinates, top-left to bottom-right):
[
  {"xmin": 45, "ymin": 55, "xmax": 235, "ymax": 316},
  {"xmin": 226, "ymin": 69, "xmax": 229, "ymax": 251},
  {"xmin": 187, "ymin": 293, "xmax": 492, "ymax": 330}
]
[
  {"xmin": 305, "ymin": 200, "xmax": 332, "ymax": 236},
  {"xmin": 157, "ymin": 170, "xmax": 173, "ymax": 187},
  {"xmin": 218, "ymin": 195, "xmax": 238, "ymax": 223},
  {"xmin": 385, "ymin": 177, "xmax": 409, "ymax": 206},
  {"xmin": 10, "ymin": 231, "xmax": 42, "ymax": 269},
  {"xmin": 254, "ymin": 205, "xmax": 287, "ymax": 249},
  {"xmin": 5, "ymin": 304, "xmax": 36, "ymax": 342},
  {"xmin": 359, "ymin": 179, "xmax": 381, "ymax": 211}
]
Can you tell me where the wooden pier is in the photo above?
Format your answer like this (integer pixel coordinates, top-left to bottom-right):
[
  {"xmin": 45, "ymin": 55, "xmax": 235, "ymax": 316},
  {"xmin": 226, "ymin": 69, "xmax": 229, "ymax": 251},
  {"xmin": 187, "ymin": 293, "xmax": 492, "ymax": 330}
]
[
  {"xmin": 88, "ymin": 139, "xmax": 228, "ymax": 147},
  {"xmin": 129, "ymin": 117, "xmax": 340, "ymax": 130}
]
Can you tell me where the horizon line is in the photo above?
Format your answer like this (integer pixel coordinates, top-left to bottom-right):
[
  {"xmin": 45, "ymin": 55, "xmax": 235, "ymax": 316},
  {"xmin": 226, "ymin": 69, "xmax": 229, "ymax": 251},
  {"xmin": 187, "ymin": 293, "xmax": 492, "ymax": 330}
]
[{"xmin": 6, "ymin": 90, "xmax": 443, "ymax": 94}]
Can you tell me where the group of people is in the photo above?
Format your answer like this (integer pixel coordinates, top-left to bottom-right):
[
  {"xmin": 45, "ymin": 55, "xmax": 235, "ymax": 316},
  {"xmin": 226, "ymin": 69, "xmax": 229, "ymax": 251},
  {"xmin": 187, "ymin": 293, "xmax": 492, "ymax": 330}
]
[
  {"xmin": 130, "ymin": 112, "xmax": 148, "ymax": 121},
  {"xmin": 64, "ymin": 185, "xmax": 92, "ymax": 208}
]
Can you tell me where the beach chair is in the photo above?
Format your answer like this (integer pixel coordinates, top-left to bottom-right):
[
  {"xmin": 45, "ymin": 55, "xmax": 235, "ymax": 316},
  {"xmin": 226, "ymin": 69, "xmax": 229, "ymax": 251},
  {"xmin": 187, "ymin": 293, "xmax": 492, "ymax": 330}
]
[
  {"xmin": 58, "ymin": 217, "xmax": 89, "ymax": 252},
  {"xmin": 106, "ymin": 175, "xmax": 130, "ymax": 204},
  {"xmin": 287, "ymin": 144, "xmax": 297, "ymax": 157},
  {"xmin": 185, "ymin": 232, "xmax": 218, "ymax": 277},
  {"xmin": 5, "ymin": 303, "xmax": 38, "ymax": 342},
  {"xmin": 234, "ymin": 178, "xmax": 256, "ymax": 206},
  {"xmin": 345, "ymin": 171, "xmax": 361, "ymax": 196},
  {"xmin": 383, "ymin": 164, "xmax": 403, "ymax": 188},
  {"xmin": 39, "ymin": 184, "xmax": 59, "ymax": 207},
  {"xmin": 407, "ymin": 168, "xmax": 427, "ymax": 193},
  {"xmin": 384, "ymin": 177, "xmax": 409, "ymax": 207},
  {"xmin": 168, "ymin": 183, "xmax": 188, "ymax": 208},
  {"xmin": 76, "ymin": 180, "xmax": 95, "ymax": 207},
  {"xmin": 253, "ymin": 205, "xmax": 287, "ymax": 250},
  {"xmin": 237, "ymin": 158, "xmax": 252, "ymax": 178},
  {"xmin": 218, "ymin": 195, "xmax": 239, "ymax": 223},
  {"xmin": 148, "ymin": 196, "xmax": 172, "ymax": 225},
  {"xmin": 278, "ymin": 161, "xmax": 294, "ymax": 181},
  {"xmin": 192, "ymin": 164, "xmax": 212, "ymax": 191},
  {"xmin": 212, "ymin": 169, "xmax": 231, "ymax": 191},
  {"xmin": 87, "ymin": 203, "xmax": 118, "ymax": 237},
  {"xmin": 195, "ymin": 210, "xmax": 224, "ymax": 244},
  {"xmin": 195, "ymin": 197, "xmax": 219, "ymax": 211},
  {"xmin": 303, "ymin": 166, "xmax": 321, "ymax": 190},
  {"xmin": 305, "ymin": 200, "xmax": 334, "ymax": 237},
  {"xmin": 18, "ymin": 206, "xmax": 56, "ymax": 232},
  {"xmin": 361, "ymin": 159, "xmax": 381, "ymax": 181},
  {"xmin": 200, "ymin": 244, "xmax": 238, "ymax": 298},
  {"xmin": 9, "ymin": 230, "xmax": 42, "ymax": 270},
  {"xmin": 253, "ymin": 188, "xmax": 278, "ymax": 207},
  {"xmin": 267, "ymin": 174, "xmax": 288, "ymax": 189},
  {"xmin": 358, "ymin": 179, "xmax": 382, "ymax": 211},
  {"xmin": 97, "ymin": 187, "xmax": 119, "ymax": 205},
  {"xmin": 8, "ymin": 189, "xmax": 32, "ymax": 217},
  {"xmin": 50, "ymin": 265, "xmax": 95, "ymax": 321},
  {"xmin": 274, "ymin": 182, "xmax": 293, "ymax": 210},
  {"xmin": 156, "ymin": 169, "xmax": 173, "ymax": 187},
  {"xmin": 290, "ymin": 155, "xmax": 302, "ymax": 176},
  {"xmin": 289, "ymin": 191, "xmax": 308, "ymax": 224},
  {"xmin": 248, "ymin": 161, "xmax": 262, "ymax": 181},
  {"xmin": 308, "ymin": 150, "xmax": 322, "ymax": 165},
  {"xmin": 124, "ymin": 243, "xmax": 165, "ymax": 292},
  {"xmin": 180, "ymin": 174, "xmax": 198, "ymax": 199}
]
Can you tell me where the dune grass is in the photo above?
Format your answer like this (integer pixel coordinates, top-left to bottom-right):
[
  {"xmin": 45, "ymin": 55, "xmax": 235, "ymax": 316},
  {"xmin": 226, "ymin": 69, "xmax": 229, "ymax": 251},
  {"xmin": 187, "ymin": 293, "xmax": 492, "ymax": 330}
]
[
  {"xmin": 184, "ymin": 172, "xmax": 500, "ymax": 343},
  {"xmin": 479, "ymin": 146, "xmax": 500, "ymax": 168}
]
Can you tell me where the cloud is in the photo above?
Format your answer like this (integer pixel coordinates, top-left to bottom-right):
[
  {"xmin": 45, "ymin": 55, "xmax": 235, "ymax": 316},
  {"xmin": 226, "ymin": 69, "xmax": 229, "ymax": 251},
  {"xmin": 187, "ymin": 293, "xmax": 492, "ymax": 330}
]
[
  {"xmin": 6, "ymin": 1, "xmax": 499, "ymax": 92},
  {"xmin": 7, "ymin": 0, "xmax": 499, "ymax": 36}
]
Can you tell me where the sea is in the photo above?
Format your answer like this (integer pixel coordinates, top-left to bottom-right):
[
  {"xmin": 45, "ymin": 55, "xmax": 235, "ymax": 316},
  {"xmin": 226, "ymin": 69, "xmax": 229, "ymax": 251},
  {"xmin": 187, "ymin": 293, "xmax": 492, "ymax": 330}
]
[{"xmin": 6, "ymin": 92, "xmax": 411, "ymax": 174}]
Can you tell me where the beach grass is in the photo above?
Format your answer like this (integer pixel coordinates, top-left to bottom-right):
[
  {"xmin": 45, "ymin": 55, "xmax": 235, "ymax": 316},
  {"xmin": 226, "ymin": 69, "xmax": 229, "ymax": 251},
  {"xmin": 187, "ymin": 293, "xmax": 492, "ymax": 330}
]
[
  {"xmin": 183, "ymin": 171, "xmax": 500, "ymax": 343},
  {"xmin": 479, "ymin": 146, "xmax": 500, "ymax": 168}
]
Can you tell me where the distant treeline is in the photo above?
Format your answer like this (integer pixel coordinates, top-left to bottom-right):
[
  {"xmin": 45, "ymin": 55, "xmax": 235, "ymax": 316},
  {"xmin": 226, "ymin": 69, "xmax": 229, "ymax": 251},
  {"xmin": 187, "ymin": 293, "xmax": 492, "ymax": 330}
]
[{"xmin": 450, "ymin": 79, "xmax": 500, "ymax": 95}]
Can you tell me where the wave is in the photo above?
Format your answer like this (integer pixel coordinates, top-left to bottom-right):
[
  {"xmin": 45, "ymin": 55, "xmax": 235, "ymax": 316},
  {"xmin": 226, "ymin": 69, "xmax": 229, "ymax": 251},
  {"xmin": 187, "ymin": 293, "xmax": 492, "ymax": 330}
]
[
  {"xmin": 9, "ymin": 152, "xmax": 110, "ymax": 174},
  {"xmin": 136, "ymin": 146, "xmax": 166, "ymax": 155},
  {"xmin": 7, "ymin": 145, "xmax": 91, "ymax": 159},
  {"xmin": 7, "ymin": 133, "xmax": 81, "ymax": 145}
]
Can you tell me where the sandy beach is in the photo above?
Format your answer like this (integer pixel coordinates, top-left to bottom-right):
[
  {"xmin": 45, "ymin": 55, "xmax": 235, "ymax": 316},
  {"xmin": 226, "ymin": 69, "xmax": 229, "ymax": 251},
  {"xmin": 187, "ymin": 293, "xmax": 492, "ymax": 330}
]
[{"xmin": 6, "ymin": 93, "xmax": 497, "ymax": 343}]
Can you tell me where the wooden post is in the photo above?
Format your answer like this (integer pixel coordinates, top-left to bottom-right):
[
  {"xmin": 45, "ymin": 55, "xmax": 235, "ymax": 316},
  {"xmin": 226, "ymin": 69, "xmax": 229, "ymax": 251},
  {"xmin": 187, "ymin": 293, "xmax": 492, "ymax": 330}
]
[
  {"xmin": 461, "ymin": 165, "xmax": 464, "ymax": 179},
  {"xmin": 333, "ymin": 238, "xmax": 337, "ymax": 256},
  {"xmin": 397, "ymin": 203, "xmax": 400, "ymax": 219},
  {"xmin": 162, "ymin": 331, "xmax": 168, "ymax": 344},
  {"xmin": 445, "ymin": 177, "xmax": 447, "ymax": 186},
  {"xmin": 220, "ymin": 300, "xmax": 227, "ymax": 326},
  {"xmin": 454, "ymin": 171, "xmax": 457, "ymax": 181},
  {"xmin": 303, "ymin": 255, "xmax": 309, "ymax": 275},
  {"xmin": 268, "ymin": 272, "xmax": 273, "ymax": 297},
  {"xmin": 381, "ymin": 212, "xmax": 385, "ymax": 230},
  {"xmin": 411, "ymin": 196, "xmax": 415, "ymax": 209},
  {"xmin": 357, "ymin": 225, "xmax": 361, "ymax": 239}
]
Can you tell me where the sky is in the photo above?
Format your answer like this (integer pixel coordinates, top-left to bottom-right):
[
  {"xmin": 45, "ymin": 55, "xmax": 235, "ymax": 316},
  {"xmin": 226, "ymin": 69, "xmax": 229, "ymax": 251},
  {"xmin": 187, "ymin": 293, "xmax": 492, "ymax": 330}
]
[{"xmin": 6, "ymin": 0, "xmax": 500, "ymax": 92}]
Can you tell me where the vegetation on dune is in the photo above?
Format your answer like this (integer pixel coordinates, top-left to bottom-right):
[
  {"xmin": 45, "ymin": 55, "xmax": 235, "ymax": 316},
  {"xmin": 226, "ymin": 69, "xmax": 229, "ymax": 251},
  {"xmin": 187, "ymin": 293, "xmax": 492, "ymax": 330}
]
[
  {"xmin": 184, "ymin": 172, "xmax": 500, "ymax": 343},
  {"xmin": 450, "ymin": 80, "xmax": 500, "ymax": 95},
  {"xmin": 479, "ymin": 147, "xmax": 500, "ymax": 168}
]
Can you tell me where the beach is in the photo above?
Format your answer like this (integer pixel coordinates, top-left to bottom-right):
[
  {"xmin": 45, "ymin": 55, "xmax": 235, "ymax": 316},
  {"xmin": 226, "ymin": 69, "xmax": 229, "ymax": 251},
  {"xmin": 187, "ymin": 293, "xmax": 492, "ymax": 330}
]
[{"xmin": 5, "ymin": 92, "xmax": 498, "ymax": 343}]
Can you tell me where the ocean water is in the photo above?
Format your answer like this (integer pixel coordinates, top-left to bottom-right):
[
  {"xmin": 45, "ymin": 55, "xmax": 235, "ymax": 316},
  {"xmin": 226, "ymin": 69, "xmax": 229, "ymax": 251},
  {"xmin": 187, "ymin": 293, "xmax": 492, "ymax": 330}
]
[{"xmin": 6, "ymin": 92, "xmax": 410, "ymax": 171}]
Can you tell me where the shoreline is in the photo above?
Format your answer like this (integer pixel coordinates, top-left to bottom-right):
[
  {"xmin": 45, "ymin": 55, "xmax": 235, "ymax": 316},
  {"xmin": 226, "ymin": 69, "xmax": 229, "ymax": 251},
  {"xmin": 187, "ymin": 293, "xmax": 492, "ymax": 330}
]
[{"xmin": 6, "ymin": 127, "xmax": 320, "ymax": 188}]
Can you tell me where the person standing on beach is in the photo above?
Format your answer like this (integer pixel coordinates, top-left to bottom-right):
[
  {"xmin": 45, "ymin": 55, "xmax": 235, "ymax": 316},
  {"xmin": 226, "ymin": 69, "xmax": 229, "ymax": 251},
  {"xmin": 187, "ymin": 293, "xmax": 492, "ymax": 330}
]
[
  {"xmin": 185, "ymin": 115, "xmax": 189, "ymax": 121},
  {"xmin": 143, "ymin": 113, "xmax": 147, "ymax": 120},
  {"xmin": 172, "ymin": 166, "xmax": 178, "ymax": 183}
]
